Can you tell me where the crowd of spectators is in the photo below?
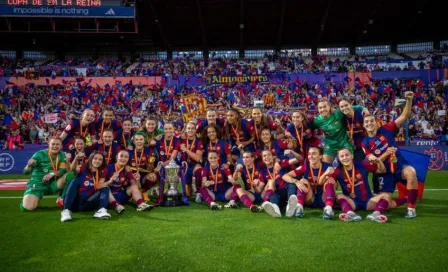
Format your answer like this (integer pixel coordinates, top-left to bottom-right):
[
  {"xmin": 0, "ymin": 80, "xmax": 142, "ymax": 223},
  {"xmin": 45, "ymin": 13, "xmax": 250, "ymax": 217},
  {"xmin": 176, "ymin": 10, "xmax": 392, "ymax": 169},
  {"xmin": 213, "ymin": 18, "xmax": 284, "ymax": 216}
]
[
  {"xmin": 1, "ymin": 60, "xmax": 447, "ymax": 149},
  {"xmin": 1, "ymin": 50, "xmax": 448, "ymax": 78}
]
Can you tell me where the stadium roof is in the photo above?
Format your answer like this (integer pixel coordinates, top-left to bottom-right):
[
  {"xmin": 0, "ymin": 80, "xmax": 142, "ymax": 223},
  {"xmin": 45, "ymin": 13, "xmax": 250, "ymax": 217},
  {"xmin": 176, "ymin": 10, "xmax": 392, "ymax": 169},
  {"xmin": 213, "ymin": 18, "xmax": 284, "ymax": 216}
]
[
  {"xmin": 140, "ymin": 0, "xmax": 443, "ymax": 49},
  {"xmin": 0, "ymin": 0, "xmax": 445, "ymax": 53}
]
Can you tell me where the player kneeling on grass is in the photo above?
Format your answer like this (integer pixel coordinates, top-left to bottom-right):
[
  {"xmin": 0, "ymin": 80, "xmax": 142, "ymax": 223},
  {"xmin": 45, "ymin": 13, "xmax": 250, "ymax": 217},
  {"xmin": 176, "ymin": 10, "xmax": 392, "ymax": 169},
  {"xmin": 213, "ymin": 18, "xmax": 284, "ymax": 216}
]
[
  {"xmin": 199, "ymin": 151, "xmax": 236, "ymax": 210},
  {"xmin": 21, "ymin": 137, "xmax": 68, "ymax": 212},
  {"xmin": 282, "ymin": 147, "xmax": 336, "ymax": 219},
  {"xmin": 232, "ymin": 151, "xmax": 263, "ymax": 213},
  {"xmin": 61, "ymin": 152, "xmax": 111, "ymax": 222},
  {"xmin": 105, "ymin": 150, "xmax": 153, "ymax": 214},
  {"xmin": 320, "ymin": 148, "xmax": 391, "ymax": 223}
]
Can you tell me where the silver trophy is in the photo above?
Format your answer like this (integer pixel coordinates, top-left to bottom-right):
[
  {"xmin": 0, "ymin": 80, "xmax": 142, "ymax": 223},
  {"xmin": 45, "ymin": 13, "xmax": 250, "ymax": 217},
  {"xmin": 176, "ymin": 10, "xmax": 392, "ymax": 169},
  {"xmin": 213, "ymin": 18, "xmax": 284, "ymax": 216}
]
[{"xmin": 163, "ymin": 160, "xmax": 183, "ymax": 206}]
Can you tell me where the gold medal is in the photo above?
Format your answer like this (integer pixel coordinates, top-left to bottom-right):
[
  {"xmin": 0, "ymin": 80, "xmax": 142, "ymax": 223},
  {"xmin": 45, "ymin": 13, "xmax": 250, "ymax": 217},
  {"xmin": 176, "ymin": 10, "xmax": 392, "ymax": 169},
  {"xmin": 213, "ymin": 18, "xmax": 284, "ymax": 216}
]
[
  {"xmin": 350, "ymin": 192, "xmax": 356, "ymax": 198},
  {"xmin": 391, "ymin": 156, "xmax": 398, "ymax": 163}
]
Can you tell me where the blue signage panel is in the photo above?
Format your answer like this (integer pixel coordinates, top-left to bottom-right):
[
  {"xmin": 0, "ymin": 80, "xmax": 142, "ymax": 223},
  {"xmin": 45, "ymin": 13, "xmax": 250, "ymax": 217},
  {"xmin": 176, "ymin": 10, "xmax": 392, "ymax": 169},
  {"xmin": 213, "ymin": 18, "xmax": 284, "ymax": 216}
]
[
  {"xmin": 0, "ymin": 150, "xmax": 35, "ymax": 175},
  {"xmin": 0, "ymin": 5, "xmax": 135, "ymax": 18}
]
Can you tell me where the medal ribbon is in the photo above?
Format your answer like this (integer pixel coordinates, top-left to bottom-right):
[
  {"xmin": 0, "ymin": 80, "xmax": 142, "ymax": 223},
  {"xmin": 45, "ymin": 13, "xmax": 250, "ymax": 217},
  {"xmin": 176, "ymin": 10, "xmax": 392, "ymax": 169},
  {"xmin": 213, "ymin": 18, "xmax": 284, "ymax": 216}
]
[
  {"xmin": 105, "ymin": 144, "xmax": 112, "ymax": 165},
  {"xmin": 246, "ymin": 166, "xmax": 255, "ymax": 189},
  {"xmin": 348, "ymin": 117, "xmax": 354, "ymax": 139},
  {"xmin": 186, "ymin": 137, "xmax": 196, "ymax": 150},
  {"xmin": 231, "ymin": 125, "xmax": 240, "ymax": 143},
  {"xmin": 294, "ymin": 125, "xmax": 303, "ymax": 148},
  {"xmin": 93, "ymin": 170, "xmax": 99, "ymax": 190},
  {"xmin": 309, "ymin": 163, "xmax": 322, "ymax": 192},
  {"xmin": 210, "ymin": 166, "xmax": 219, "ymax": 191},
  {"xmin": 48, "ymin": 151, "xmax": 59, "ymax": 174},
  {"xmin": 390, "ymin": 154, "xmax": 396, "ymax": 174},
  {"xmin": 114, "ymin": 164, "xmax": 125, "ymax": 184},
  {"xmin": 209, "ymin": 139, "xmax": 218, "ymax": 151},
  {"xmin": 122, "ymin": 133, "xmax": 129, "ymax": 149},
  {"xmin": 266, "ymin": 167, "xmax": 275, "ymax": 181},
  {"xmin": 254, "ymin": 123, "xmax": 260, "ymax": 141},
  {"xmin": 100, "ymin": 121, "xmax": 111, "ymax": 138},
  {"xmin": 134, "ymin": 149, "xmax": 144, "ymax": 172},
  {"xmin": 164, "ymin": 137, "xmax": 174, "ymax": 157},
  {"xmin": 79, "ymin": 123, "xmax": 89, "ymax": 137},
  {"xmin": 343, "ymin": 165, "xmax": 356, "ymax": 198}
]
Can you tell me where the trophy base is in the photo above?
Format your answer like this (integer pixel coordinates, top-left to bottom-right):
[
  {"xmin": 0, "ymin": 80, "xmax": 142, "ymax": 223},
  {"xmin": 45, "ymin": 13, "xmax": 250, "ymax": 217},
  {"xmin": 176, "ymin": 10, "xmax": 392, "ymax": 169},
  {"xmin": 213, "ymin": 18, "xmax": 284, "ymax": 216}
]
[{"xmin": 163, "ymin": 195, "xmax": 184, "ymax": 207}]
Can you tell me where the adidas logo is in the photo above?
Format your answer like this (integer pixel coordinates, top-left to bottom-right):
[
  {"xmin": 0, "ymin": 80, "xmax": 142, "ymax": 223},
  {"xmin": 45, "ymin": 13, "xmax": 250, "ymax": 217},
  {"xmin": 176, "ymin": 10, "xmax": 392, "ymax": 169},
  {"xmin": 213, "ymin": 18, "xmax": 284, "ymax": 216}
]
[{"xmin": 105, "ymin": 9, "xmax": 115, "ymax": 15}]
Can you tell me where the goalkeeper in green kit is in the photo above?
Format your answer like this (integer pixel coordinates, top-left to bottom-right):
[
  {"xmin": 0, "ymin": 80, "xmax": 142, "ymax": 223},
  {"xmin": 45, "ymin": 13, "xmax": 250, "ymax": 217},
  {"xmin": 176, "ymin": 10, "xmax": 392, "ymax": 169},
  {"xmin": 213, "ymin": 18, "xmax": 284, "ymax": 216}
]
[
  {"xmin": 313, "ymin": 98, "xmax": 367, "ymax": 164},
  {"xmin": 21, "ymin": 138, "xmax": 68, "ymax": 211}
]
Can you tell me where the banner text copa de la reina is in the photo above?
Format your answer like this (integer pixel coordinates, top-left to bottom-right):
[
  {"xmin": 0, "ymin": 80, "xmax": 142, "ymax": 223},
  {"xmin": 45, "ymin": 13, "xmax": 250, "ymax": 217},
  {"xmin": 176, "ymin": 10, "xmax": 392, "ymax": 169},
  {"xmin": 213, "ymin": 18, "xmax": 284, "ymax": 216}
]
[{"xmin": 208, "ymin": 75, "xmax": 269, "ymax": 84}]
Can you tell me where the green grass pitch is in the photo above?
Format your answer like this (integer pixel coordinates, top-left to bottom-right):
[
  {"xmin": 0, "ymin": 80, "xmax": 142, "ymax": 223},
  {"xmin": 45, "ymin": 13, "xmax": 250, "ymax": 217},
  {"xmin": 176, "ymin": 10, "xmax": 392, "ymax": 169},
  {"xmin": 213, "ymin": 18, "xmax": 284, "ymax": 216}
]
[{"xmin": 0, "ymin": 172, "xmax": 447, "ymax": 272}]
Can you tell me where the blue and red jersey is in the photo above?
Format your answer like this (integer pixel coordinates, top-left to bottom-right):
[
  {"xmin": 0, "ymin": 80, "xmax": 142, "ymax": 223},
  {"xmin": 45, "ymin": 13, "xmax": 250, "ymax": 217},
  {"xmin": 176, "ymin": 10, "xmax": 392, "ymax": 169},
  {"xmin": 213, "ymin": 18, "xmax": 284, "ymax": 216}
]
[
  {"xmin": 292, "ymin": 161, "xmax": 332, "ymax": 195},
  {"xmin": 259, "ymin": 166, "xmax": 286, "ymax": 190},
  {"xmin": 156, "ymin": 136, "xmax": 181, "ymax": 163},
  {"xmin": 196, "ymin": 118, "xmax": 225, "ymax": 134},
  {"xmin": 128, "ymin": 147, "xmax": 155, "ymax": 172},
  {"xmin": 251, "ymin": 119, "xmax": 279, "ymax": 143},
  {"xmin": 361, "ymin": 121, "xmax": 406, "ymax": 173},
  {"xmin": 201, "ymin": 164, "xmax": 232, "ymax": 193},
  {"xmin": 114, "ymin": 129, "xmax": 135, "ymax": 149},
  {"xmin": 91, "ymin": 142, "xmax": 121, "ymax": 165},
  {"xmin": 103, "ymin": 164, "xmax": 135, "ymax": 194},
  {"xmin": 225, "ymin": 119, "xmax": 254, "ymax": 147},
  {"xmin": 203, "ymin": 139, "xmax": 231, "ymax": 165},
  {"xmin": 343, "ymin": 108, "xmax": 366, "ymax": 149},
  {"xmin": 76, "ymin": 166, "xmax": 97, "ymax": 197},
  {"xmin": 238, "ymin": 165, "xmax": 263, "ymax": 191},
  {"xmin": 330, "ymin": 161, "xmax": 376, "ymax": 202},
  {"xmin": 62, "ymin": 119, "xmax": 95, "ymax": 150},
  {"xmin": 67, "ymin": 149, "xmax": 91, "ymax": 165},
  {"xmin": 181, "ymin": 137, "xmax": 204, "ymax": 167},
  {"xmin": 285, "ymin": 123, "xmax": 320, "ymax": 151},
  {"xmin": 95, "ymin": 119, "xmax": 122, "ymax": 138},
  {"xmin": 255, "ymin": 139, "xmax": 288, "ymax": 160}
]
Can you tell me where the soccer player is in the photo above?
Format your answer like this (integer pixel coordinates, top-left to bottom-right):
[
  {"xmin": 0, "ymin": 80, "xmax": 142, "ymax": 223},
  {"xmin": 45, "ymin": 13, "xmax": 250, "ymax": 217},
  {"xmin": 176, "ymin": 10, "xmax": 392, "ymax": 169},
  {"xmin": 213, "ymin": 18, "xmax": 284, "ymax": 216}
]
[
  {"xmin": 65, "ymin": 136, "xmax": 90, "ymax": 166},
  {"xmin": 362, "ymin": 91, "xmax": 419, "ymax": 218},
  {"xmin": 115, "ymin": 119, "xmax": 135, "ymax": 150},
  {"xmin": 285, "ymin": 111, "xmax": 320, "ymax": 157},
  {"xmin": 104, "ymin": 150, "xmax": 153, "ymax": 213},
  {"xmin": 95, "ymin": 108, "xmax": 122, "ymax": 140},
  {"xmin": 282, "ymin": 147, "xmax": 336, "ymax": 219},
  {"xmin": 60, "ymin": 109, "xmax": 95, "ymax": 151},
  {"xmin": 199, "ymin": 151, "xmax": 235, "ymax": 210},
  {"xmin": 156, "ymin": 123, "xmax": 181, "ymax": 165},
  {"xmin": 196, "ymin": 110, "xmax": 225, "ymax": 135},
  {"xmin": 91, "ymin": 129, "xmax": 121, "ymax": 165},
  {"xmin": 251, "ymin": 108, "xmax": 282, "ymax": 146},
  {"xmin": 138, "ymin": 116, "xmax": 163, "ymax": 148},
  {"xmin": 313, "ymin": 99, "xmax": 364, "ymax": 164},
  {"xmin": 339, "ymin": 97, "xmax": 369, "ymax": 160},
  {"xmin": 259, "ymin": 150, "xmax": 297, "ymax": 218},
  {"xmin": 180, "ymin": 122, "xmax": 204, "ymax": 197},
  {"xmin": 256, "ymin": 128, "xmax": 291, "ymax": 162},
  {"xmin": 21, "ymin": 137, "xmax": 68, "ymax": 211},
  {"xmin": 60, "ymin": 152, "xmax": 111, "ymax": 222},
  {"xmin": 320, "ymin": 148, "xmax": 391, "ymax": 223},
  {"xmin": 232, "ymin": 151, "xmax": 263, "ymax": 212},
  {"xmin": 56, "ymin": 136, "xmax": 89, "ymax": 206},
  {"xmin": 201, "ymin": 124, "xmax": 232, "ymax": 166},
  {"xmin": 128, "ymin": 134, "xmax": 155, "ymax": 189},
  {"xmin": 223, "ymin": 108, "xmax": 255, "ymax": 159}
]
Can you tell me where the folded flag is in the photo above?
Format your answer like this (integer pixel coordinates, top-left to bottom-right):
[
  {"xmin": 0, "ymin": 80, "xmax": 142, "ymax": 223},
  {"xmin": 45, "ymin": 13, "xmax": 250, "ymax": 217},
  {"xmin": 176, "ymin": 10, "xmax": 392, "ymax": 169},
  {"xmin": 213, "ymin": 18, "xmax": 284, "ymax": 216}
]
[{"xmin": 396, "ymin": 149, "xmax": 430, "ymax": 201}]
